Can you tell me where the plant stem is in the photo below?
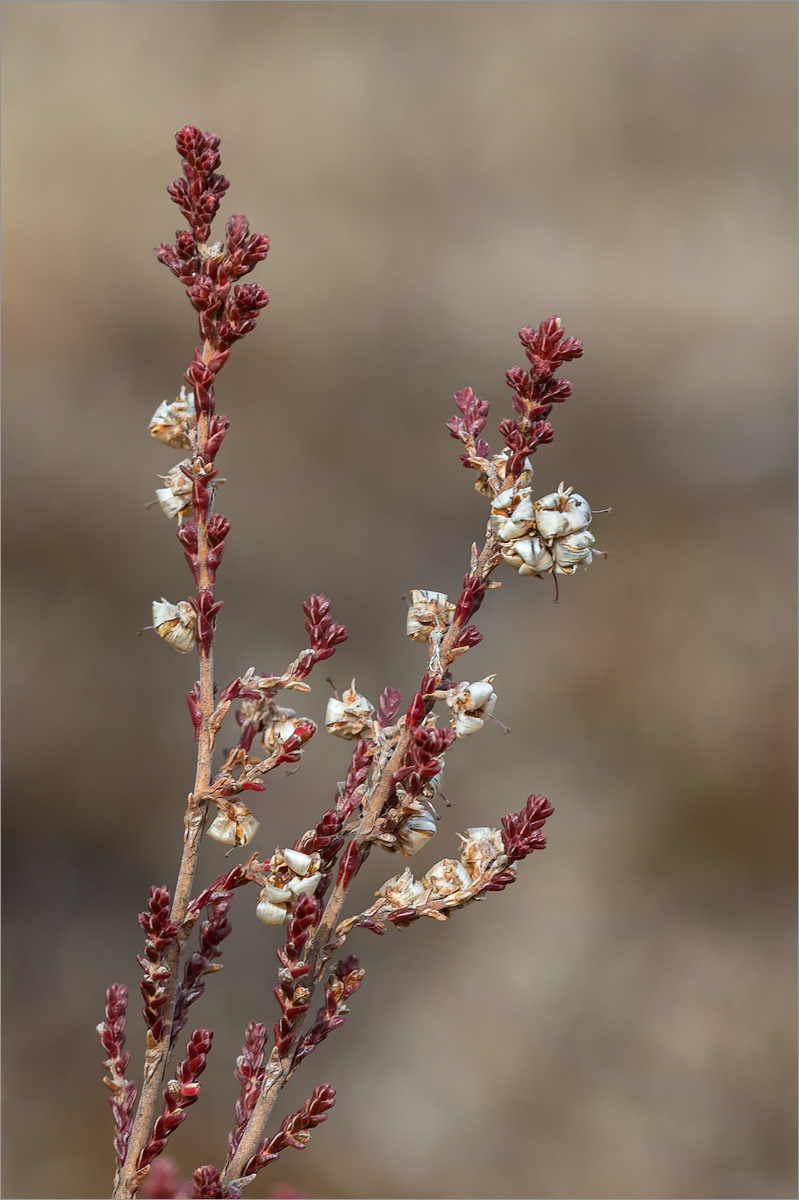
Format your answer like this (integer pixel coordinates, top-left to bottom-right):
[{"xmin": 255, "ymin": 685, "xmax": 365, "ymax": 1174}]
[{"xmin": 113, "ymin": 393, "xmax": 218, "ymax": 1199}]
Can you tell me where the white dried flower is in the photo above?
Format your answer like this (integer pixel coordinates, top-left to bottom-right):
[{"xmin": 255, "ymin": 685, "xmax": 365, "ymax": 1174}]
[
  {"xmin": 206, "ymin": 805, "xmax": 260, "ymax": 847},
  {"xmin": 534, "ymin": 483, "xmax": 593, "ymax": 539},
  {"xmin": 260, "ymin": 880, "xmax": 294, "ymax": 904},
  {"xmin": 261, "ymin": 709, "xmax": 302, "ymax": 751},
  {"xmin": 552, "ymin": 528, "xmax": 597, "ymax": 573},
  {"xmin": 458, "ymin": 826, "xmax": 505, "ymax": 876},
  {"xmin": 255, "ymin": 893, "xmax": 290, "ymax": 927},
  {"xmin": 152, "ymin": 598, "xmax": 196, "ymax": 654},
  {"xmin": 288, "ymin": 872, "xmax": 322, "ymax": 898},
  {"xmin": 325, "ymin": 680, "xmax": 375, "ymax": 739},
  {"xmin": 489, "ymin": 486, "xmax": 537, "ymax": 542},
  {"xmin": 377, "ymin": 868, "xmax": 426, "ymax": 909},
  {"xmin": 395, "ymin": 811, "xmax": 438, "ymax": 858},
  {"xmin": 149, "ymin": 386, "xmax": 197, "ymax": 450},
  {"xmin": 421, "ymin": 858, "xmax": 472, "ymax": 896},
  {"xmin": 406, "ymin": 590, "xmax": 456, "ymax": 642},
  {"xmin": 500, "ymin": 535, "xmax": 554, "ymax": 577},
  {"xmin": 282, "ymin": 848, "xmax": 316, "ymax": 877},
  {"xmin": 445, "ymin": 677, "xmax": 498, "ymax": 738},
  {"xmin": 155, "ymin": 460, "xmax": 194, "ymax": 520}
]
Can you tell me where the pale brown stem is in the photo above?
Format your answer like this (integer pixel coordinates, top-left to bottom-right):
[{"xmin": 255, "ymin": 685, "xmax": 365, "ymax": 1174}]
[{"xmin": 114, "ymin": 345, "xmax": 220, "ymax": 1199}]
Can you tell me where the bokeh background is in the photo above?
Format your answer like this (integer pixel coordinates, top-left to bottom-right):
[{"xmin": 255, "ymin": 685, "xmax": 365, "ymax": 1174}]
[{"xmin": 2, "ymin": 3, "xmax": 796, "ymax": 1198}]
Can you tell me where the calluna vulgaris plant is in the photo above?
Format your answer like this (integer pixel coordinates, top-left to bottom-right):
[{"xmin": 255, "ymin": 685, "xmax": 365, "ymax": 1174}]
[{"xmin": 98, "ymin": 126, "xmax": 606, "ymax": 1200}]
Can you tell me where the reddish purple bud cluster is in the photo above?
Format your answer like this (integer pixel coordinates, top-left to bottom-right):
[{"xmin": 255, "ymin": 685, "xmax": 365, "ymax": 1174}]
[
  {"xmin": 446, "ymin": 386, "xmax": 491, "ymax": 457},
  {"xmin": 454, "ymin": 624, "xmax": 483, "ymax": 650},
  {"xmin": 191, "ymin": 1165, "xmax": 223, "ymax": 1198},
  {"xmin": 171, "ymin": 889, "xmax": 235, "ymax": 1047},
  {"xmin": 227, "ymin": 1021, "xmax": 268, "ymax": 1160},
  {"xmin": 190, "ymin": 589, "xmax": 224, "ymax": 656},
  {"xmin": 243, "ymin": 1084, "xmax": 337, "ymax": 1176},
  {"xmin": 335, "ymin": 839, "xmax": 366, "ymax": 890},
  {"xmin": 391, "ymin": 724, "xmax": 455, "ymax": 801},
  {"xmin": 294, "ymin": 737, "xmax": 375, "ymax": 872},
  {"xmin": 99, "ymin": 984, "xmax": 138, "ymax": 1167},
  {"xmin": 139, "ymin": 1027, "xmax": 213, "ymax": 1169},
  {"xmin": 187, "ymin": 865, "xmax": 249, "ymax": 918},
  {"xmin": 299, "ymin": 595, "xmax": 348, "ymax": 674},
  {"xmin": 293, "ymin": 956, "xmax": 364, "ymax": 1068},
  {"xmin": 453, "ymin": 573, "xmax": 488, "ymax": 626},
  {"xmin": 500, "ymin": 317, "xmax": 583, "ymax": 475},
  {"xmin": 447, "ymin": 316, "xmax": 583, "ymax": 478},
  {"xmin": 137, "ymin": 887, "xmax": 179, "ymax": 1040},
  {"xmin": 501, "ymin": 793, "xmax": 554, "ymax": 862},
  {"xmin": 166, "ymin": 127, "xmax": 228, "ymax": 244},
  {"xmin": 273, "ymin": 895, "xmax": 320, "ymax": 1057},
  {"xmin": 377, "ymin": 686, "xmax": 403, "ymax": 727}
]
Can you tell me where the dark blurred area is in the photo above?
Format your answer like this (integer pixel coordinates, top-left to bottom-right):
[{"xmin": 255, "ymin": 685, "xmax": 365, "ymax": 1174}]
[{"xmin": 2, "ymin": 3, "xmax": 796, "ymax": 1198}]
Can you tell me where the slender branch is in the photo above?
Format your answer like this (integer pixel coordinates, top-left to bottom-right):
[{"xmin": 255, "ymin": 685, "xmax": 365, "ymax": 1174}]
[{"xmin": 219, "ymin": 537, "xmax": 502, "ymax": 1189}]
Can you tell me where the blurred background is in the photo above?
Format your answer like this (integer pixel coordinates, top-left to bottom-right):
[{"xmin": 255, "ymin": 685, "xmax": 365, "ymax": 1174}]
[{"xmin": 2, "ymin": 3, "xmax": 796, "ymax": 1198}]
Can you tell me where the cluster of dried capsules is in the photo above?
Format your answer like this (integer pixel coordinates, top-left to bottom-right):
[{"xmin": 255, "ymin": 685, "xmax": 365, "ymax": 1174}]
[{"xmin": 99, "ymin": 126, "xmax": 606, "ymax": 1200}]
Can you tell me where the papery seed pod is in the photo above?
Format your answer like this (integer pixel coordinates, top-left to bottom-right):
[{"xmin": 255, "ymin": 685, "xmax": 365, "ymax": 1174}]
[
  {"xmin": 325, "ymin": 680, "xmax": 375, "ymax": 739},
  {"xmin": 421, "ymin": 858, "xmax": 472, "ymax": 896},
  {"xmin": 489, "ymin": 487, "xmax": 537, "ymax": 542},
  {"xmin": 155, "ymin": 460, "xmax": 194, "ymax": 519},
  {"xmin": 535, "ymin": 483, "xmax": 593, "ymax": 540},
  {"xmin": 378, "ymin": 869, "xmax": 426, "ymax": 909},
  {"xmin": 282, "ymin": 848, "xmax": 315, "ymax": 877},
  {"xmin": 458, "ymin": 827, "xmax": 505, "ymax": 876},
  {"xmin": 152, "ymin": 598, "xmax": 196, "ymax": 653},
  {"xmin": 445, "ymin": 677, "xmax": 498, "ymax": 738},
  {"xmin": 261, "ymin": 711, "xmax": 299, "ymax": 751},
  {"xmin": 261, "ymin": 881, "xmax": 294, "ymax": 904},
  {"xmin": 256, "ymin": 894, "xmax": 290, "ymax": 927},
  {"xmin": 149, "ymin": 386, "xmax": 197, "ymax": 450},
  {"xmin": 552, "ymin": 529, "xmax": 597, "ymax": 574},
  {"xmin": 452, "ymin": 712, "xmax": 486, "ymax": 738},
  {"xmin": 206, "ymin": 805, "xmax": 260, "ymax": 847},
  {"xmin": 288, "ymin": 872, "xmax": 322, "ymax": 898},
  {"xmin": 396, "ymin": 811, "xmax": 438, "ymax": 858},
  {"xmin": 406, "ymin": 590, "xmax": 456, "ymax": 642},
  {"xmin": 500, "ymin": 535, "xmax": 553, "ymax": 577}
]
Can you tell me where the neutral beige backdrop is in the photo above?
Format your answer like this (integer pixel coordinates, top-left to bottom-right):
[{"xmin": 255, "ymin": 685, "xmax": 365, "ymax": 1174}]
[{"xmin": 2, "ymin": 3, "xmax": 796, "ymax": 1198}]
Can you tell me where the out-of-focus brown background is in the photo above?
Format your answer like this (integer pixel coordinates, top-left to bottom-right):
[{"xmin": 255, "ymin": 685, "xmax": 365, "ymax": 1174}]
[{"xmin": 2, "ymin": 3, "xmax": 796, "ymax": 1198}]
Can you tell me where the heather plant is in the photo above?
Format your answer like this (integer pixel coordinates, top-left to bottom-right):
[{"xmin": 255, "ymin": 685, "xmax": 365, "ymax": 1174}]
[{"xmin": 99, "ymin": 125, "xmax": 606, "ymax": 1200}]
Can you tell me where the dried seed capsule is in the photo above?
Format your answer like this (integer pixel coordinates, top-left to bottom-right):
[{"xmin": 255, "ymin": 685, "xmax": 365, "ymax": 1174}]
[
  {"xmin": 490, "ymin": 487, "xmax": 537, "ymax": 541},
  {"xmin": 421, "ymin": 858, "xmax": 472, "ymax": 896},
  {"xmin": 395, "ymin": 810, "xmax": 438, "ymax": 858},
  {"xmin": 535, "ymin": 483, "xmax": 593, "ymax": 540},
  {"xmin": 406, "ymin": 590, "xmax": 456, "ymax": 641},
  {"xmin": 445, "ymin": 677, "xmax": 498, "ymax": 738},
  {"xmin": 206, "ymin": 806, "xmax": 260, "ymax": 847},
  {"xmin": 260, "ymin": 881, "xmax": 294, "ymax": 904},
  {"xmin": 552, "ymin": 529, "xmax": 596, "ymax": 573},
  {"xmin": 325, "ymin": 680, "xmax": 375, "ymax": 739},
  {"xmin": 149, "ymin": 386, "xmax": 197, "ymax": 450},
  {"xmin": 282, "ymin": 848, "xmax": 315, "ymax": 877},
  {"xmin": 155, "ymin": 460, "xmax": 193, "ymax": 520},
  {"xmin": 378, "ymin": 869, "xmax": 426, "ymax": 909},
  {"xmin": 288, "ymin": 872, "xmax": 322, "ymax": 898},
  {"xmin": 458, "ymin": 827, "xmax": 505, "ymax": 876},
  {"xmin": 152, "ymin": 598, "xmax": 196, "ymax": 653},
  {"xmin": 256, "ymin": 894, "xmax": 290, "ymax": 927},
  {"xmin": 500, "ymin": 535, "xmax": 554, "ymax": 577}
]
